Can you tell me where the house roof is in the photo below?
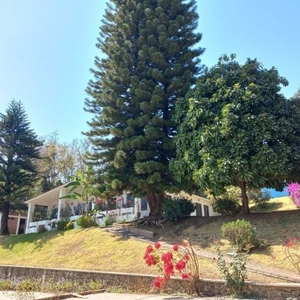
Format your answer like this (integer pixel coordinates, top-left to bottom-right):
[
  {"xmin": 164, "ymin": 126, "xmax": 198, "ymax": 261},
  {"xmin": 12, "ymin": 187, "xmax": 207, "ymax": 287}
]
[
  {"xmin": 25, "ymin": 184, "xmax": 67, "ymax": 207},
  {"xmin": 167, "ymin": 191, "xmax": 212, "ymax": 205}
]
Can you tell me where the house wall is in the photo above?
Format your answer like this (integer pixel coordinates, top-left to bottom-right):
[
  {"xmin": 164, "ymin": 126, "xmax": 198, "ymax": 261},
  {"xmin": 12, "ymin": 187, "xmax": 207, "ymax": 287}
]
[
  {"xmin": 0, "ymin": 213, "xmax": 27, "ymax": 235},
  {"xmin": 7, "ymin": 217, "xmax": 18, "ymax": 234},
  {"xmin": 174, "ymin": 192, "xmax": 220, "ymax": 217}
]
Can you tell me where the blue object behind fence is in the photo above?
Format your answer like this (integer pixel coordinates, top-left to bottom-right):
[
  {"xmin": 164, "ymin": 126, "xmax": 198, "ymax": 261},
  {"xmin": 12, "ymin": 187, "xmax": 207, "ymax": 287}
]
[{"xmin": 263, "ymin": 188, "xmax": 288, "ymax": 198}]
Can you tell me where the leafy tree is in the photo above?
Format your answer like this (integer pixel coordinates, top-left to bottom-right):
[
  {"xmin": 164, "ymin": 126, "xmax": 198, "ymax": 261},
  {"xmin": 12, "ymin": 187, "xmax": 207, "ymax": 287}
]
[
  {"xmin": 34, "ymin": 132, "xmax": 90, "ymax": 195},
  {"xmin": 84, "ymin": 0, "xmax": 203, "ymax": 218},
  {"xmin": 0, "ymin": 100, "xmax": 41, "ymax": 235},
  {"xmin": 61, "ymin": 168, "xmax": 99, "ymax": 215},
  {"xmin": 172, "ymin": 55, "xmax": 300, "ymax": 213}
]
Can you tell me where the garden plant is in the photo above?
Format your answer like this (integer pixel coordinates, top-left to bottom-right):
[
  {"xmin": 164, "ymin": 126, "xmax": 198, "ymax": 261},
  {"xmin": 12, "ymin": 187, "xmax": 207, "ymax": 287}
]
[{"xmin": 143, "ymin": 239, "xmax": 201, "ymax": 295}]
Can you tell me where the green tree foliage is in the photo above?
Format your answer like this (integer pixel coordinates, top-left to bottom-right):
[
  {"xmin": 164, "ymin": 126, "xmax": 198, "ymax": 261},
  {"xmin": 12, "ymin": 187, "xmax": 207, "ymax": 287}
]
[
  {"xmin": 34, "ymin": 132, "xmax": 90, "ymax": 195},
  {"xmin": 162, "ymin": 195, "xmax": 196, "ymax": 221},
  {"xmin": 84, "ymin": 0, "xmax": 203, "ymax": 217},
  {"xmin": 61, "ymin": 168, "xmax": 99, "ymax": 214},
  {"xmin": 172, "ymin": 55, "xmax": 300, "ymax": 213},
  {"xmin": 0, "ymin": 100, "xmax": 41, "ymax": 235}
]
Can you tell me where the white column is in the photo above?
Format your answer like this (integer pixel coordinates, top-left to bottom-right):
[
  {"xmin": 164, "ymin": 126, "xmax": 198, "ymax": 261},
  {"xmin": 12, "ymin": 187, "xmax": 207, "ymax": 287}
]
[
  {"xmin": 57, "ymin": 187, "xmax": 65, "ymax": 220},
  {"xmin": 15, "ymin": 214, "xmax": 21, "ymax": 235},
  {"xmin": 25, "ymin": 203, "xmax": 34, "ymax": 234}
]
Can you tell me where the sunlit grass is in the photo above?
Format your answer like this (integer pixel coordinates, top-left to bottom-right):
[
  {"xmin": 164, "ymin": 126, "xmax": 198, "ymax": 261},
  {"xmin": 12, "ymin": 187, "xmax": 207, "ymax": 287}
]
[{"xmin": 0, "ymin": 196, "xmax": 299, "ymax": 283}]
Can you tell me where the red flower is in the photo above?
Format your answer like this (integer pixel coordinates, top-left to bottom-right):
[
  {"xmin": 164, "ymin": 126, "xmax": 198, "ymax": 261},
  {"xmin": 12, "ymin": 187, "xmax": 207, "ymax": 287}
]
[
  {"xmin": 153, "ymin": 276, "xmax": 165, "ymax": 289},
  {"xmin": 175, "ymin": 259, "xmax": 186, "ymax": 271},
  {"xmin": 164, "ymin": 261, "xmax": 174, "ymax": 277},
  {"xmin": 146, "ymin": 245, "xmax": 154, "ymax": 253},
  {"xmin": 173, "ymin": 244, "xmax": 179, "ymax": 251},
  {"xmin": 181, "ymin": 273, "xmax": 190, "ymax": 280},
  {"xmin": 155, "ymin": 242, "xmax": 161, "ymax": 249},
  {"xmin": 162, "ymin": 251, "xmax": 173, "ymax": 262},
  {"xmin": 145, "ymin": 254, "xmax": 157, "ymax": 266}
]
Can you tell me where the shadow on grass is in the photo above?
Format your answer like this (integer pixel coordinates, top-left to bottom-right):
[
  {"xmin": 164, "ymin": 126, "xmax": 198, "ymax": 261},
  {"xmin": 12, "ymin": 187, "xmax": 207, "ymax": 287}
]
[{"xmin": 0, "ymin": 230, "xmax": 65, "ymax": 251}]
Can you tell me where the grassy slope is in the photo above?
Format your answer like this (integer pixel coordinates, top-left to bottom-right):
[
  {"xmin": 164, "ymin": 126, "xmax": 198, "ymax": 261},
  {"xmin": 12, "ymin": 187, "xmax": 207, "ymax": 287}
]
[
  {"xmin": 151, "ymin": 197, "xmax": 300, "ymax": 273},
  {"xmin": 0, "ymin": 228, "xmax": 152, "ymax": 274},
  {"xmin": 0, "ymin": 196, "xmax": 299, "ymax": 283}
]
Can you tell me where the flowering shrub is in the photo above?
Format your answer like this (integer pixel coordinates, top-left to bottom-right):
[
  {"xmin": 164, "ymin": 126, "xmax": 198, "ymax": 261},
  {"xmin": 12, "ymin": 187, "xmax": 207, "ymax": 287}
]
[
  {"xmin": 143, "ymin": 240, "xmax": 200, "ymax": 295},
  {"xmin": 287, "ymin": 183, "xmax": 300, "ymax": 207},
  {"xmin": 284, "ymin": 237, "xmax": 300, "ymax": 274}
]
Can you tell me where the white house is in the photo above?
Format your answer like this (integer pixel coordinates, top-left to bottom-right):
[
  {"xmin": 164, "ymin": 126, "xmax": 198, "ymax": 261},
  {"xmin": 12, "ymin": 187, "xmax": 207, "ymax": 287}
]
[
  {"xmin": 179, "ymin": 192, "xmax": 220, "ymax": 217},
  {"xmin": 19, "ymin": 185, "xmax": 218, "ymax": 234},
  {"xmin": 24, "ymin": 184, "xmax": 150, "ymax": 234}
]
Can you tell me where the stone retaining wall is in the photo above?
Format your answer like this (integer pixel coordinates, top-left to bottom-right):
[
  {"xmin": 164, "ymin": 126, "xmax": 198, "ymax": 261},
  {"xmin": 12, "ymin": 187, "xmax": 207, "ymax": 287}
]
[{"xmin": 1, "ymin": 265, "xmax": 300, "ymax": 299}]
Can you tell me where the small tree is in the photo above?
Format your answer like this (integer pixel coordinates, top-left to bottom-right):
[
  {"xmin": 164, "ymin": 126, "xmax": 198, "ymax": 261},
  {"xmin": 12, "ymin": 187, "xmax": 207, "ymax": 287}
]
[
  {"xmin": 61, "ymin": 168, "xmax": 99, "ymax": 215},
  {"xmin": 0, "ymin": 100, "xmax": 41, "ymax": 235},
  {"xmin": 34, "ymin": 132, "xmax": 90, "ymax": 195}
]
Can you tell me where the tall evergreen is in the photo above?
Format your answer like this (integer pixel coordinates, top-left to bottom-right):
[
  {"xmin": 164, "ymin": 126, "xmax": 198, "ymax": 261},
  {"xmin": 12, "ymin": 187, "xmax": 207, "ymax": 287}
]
[
  {"xmin": 84, "ymin": 0, "xmax": 203, "ymax": 217},
  {"xmin": 0, "ymin": 100, "xmax": 41, "ymax": 235}
]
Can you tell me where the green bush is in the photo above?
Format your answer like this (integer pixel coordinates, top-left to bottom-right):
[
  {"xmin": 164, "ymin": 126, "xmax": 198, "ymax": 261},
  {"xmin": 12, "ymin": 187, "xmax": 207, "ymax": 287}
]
[
  {"xmin": 221, "ymin": 219, "xmax": 259, "ymax": 251},
  {"xmin": 76, "ymin": 214, "xmax": 96, "ymax": 228},
  {"xmin": 104, "ymin": 216, "xmax": 114, "ymax": 227},
  {"xmin": 18, "ymin": 279, "xmax": 38, "ymax": 291},
  {"xmin": 65, "ymin": 221, "xmax": 74, "ymax": 230},
  {"xmin": 57, "ymin": 220, "xmax": 70, "ymax": 231},
  {"xmin": 212, "ymin": 198, "xmax": 240, "ymax": 215},
  {"xmin": 162, "ymin": 196, "xmax": 196, "ymax": 222},
  {"xmin": 0, "ymin": 280, "xmax": 14, "ymax": 291}
]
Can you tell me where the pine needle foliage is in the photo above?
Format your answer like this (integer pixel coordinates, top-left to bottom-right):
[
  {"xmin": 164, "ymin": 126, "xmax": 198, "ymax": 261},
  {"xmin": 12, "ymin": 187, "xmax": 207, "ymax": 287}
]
[{"xmin": 84, "ymin": 0, "xmax": 204, "ymax": 217}]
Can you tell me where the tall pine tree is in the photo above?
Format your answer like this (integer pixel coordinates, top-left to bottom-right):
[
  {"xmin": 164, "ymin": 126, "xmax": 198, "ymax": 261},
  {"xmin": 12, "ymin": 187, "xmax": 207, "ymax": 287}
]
[
  {"xmin": 0, "ymin": 100, "xmax": 41, "ymax": 235},
  {"xmin": 84, "ymin": 0, "xmax": 203, "ymax": 218}
]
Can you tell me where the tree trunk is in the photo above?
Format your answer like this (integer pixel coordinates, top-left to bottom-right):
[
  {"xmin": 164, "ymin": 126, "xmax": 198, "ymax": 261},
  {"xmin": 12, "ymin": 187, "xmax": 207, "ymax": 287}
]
[
  {"xmin": 240, "ymin": 181, "xmax": 250, "ymax": 214},
  {"xmin": 146, "ymin": 190, "xmax": 164, "ymax": 219},
  {"xmin": 1, "ymin": 201, "xmax": 10, "ymax": 236}
]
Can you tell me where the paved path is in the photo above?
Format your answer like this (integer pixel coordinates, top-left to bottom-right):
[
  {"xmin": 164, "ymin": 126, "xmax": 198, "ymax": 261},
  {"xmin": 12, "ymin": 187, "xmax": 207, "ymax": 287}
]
[{"xmin": 106, "ymin": 225, "xmax": 300, "ymax": 283}]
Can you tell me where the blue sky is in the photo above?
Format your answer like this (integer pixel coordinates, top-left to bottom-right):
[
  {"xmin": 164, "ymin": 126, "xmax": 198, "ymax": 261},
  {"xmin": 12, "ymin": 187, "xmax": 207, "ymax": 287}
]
[{"xmin": 0, "ymin": 0, "xmax": 299, "ymax": 143}]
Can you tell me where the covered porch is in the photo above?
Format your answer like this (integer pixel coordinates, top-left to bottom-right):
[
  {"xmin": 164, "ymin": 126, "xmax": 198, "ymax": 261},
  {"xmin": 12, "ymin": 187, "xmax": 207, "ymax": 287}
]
[{"xmin": 24, "ymin": 185, "xmax": 149, "ymax": 234}]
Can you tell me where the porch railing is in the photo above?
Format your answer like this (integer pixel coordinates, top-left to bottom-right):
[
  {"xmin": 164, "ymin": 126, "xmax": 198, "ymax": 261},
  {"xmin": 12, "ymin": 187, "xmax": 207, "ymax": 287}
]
[{"xmin": 26, "ymin": 207, "xmax": 148, "ymax": 234}]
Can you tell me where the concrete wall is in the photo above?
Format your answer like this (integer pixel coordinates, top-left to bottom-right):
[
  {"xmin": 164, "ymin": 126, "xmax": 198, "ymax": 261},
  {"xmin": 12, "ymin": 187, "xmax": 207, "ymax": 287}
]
[{"xmin": 1, "ymin": 265, "xmax": 300, "ymax": 299}]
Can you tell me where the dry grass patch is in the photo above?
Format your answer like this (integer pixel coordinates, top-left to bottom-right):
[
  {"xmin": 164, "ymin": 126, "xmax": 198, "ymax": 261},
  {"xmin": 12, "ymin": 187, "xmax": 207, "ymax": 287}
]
[
  {"xmin": 0, "ymin": 196, "xmax": 299, "ymax": 284},
  {"xmin": 146, "ymin": 197, "xmax": 300, "ymax": 277}
]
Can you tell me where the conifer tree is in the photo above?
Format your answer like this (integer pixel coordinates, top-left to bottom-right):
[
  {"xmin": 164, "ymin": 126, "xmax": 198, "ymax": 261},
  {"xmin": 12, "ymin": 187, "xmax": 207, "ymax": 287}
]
[
  {"xmin": 84, "ymin": 0, "xmax": 203, "ymax": 217},
  {"xmin": 0, "ymin": 100, "xmax": 41, "ymax": 235}
]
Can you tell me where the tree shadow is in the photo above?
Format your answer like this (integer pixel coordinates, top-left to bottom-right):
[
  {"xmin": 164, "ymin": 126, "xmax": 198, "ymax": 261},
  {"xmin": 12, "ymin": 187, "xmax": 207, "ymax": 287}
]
[{"xmin": 1, "ymin": 230, "xmax": 65, "ymax": 251}]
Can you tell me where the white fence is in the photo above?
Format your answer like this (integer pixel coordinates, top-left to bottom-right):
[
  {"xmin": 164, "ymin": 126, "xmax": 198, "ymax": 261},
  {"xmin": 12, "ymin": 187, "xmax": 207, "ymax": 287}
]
[{"xmin": 26, "ymin": 207, "xmax": 149, "ymax": 234}]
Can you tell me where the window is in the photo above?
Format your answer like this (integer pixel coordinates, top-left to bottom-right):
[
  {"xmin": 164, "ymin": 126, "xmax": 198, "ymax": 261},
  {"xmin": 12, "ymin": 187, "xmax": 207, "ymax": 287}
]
[
  {"xmin": 196, "ymin": 203, "xmax": 202, "ymax": 217},
  {"xmin": 204, "ymin": 205, "xmax": 209, "ymax": 217},
  {"xmin": 141, "ymin": 197, "xmax": 148, "ymax": 211}
]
